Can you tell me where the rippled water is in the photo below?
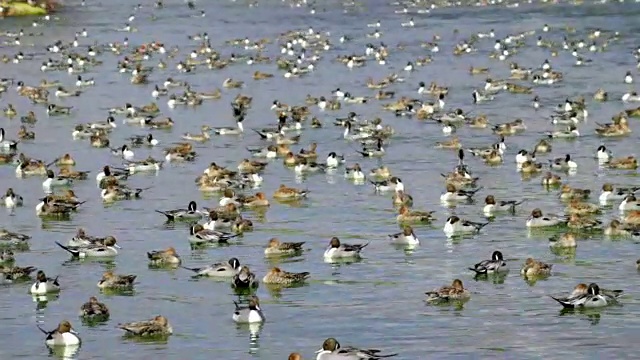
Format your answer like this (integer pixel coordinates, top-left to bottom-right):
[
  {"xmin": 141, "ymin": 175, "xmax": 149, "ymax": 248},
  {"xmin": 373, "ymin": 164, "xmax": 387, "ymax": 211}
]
[{"xmin": 1, "ymin": 0, "xmax": 640, "ymax": 359}]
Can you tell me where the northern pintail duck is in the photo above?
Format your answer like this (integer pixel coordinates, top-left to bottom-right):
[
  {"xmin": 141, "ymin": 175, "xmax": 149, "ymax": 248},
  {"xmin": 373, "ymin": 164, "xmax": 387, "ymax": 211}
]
[
  {"xmin": 619, "ymin": 194, "xmax": 640, "ymax": 211},
  {"xmin": 43, "ymin": 169, "xmax": 72, "ymax": 194},
  {"xmin": 181, "ymin": 257, "xmax": 241, "ymax": 277},
  {"xmin": 30, "ymin": 270, "xmax": 60, "ymax": 295},
  {"xmin": 101, "ymin": 185, "xmax": 147, "ymax": 202},
  {"xmin": 344, "ymin": 163, "xmax": 365, "ymax": 181},
  {"xmin": 36, "ymin": 196, "xmax": 81, "ymax": 218},
  {"xmin": 97, "ymin": 271, "xmax": 136, "ymax": 290},
  {"xmin": 126, "ymin": 156, "xmax": 162, "ymax": 173},
  {"xmin": 425, "ymin": 279, "xmax": 471, "ymax": 304},
  {"xmin": 469, "ymin": 250, "xmax": 508, "ymax": 275},
  {"xmin": 155, "ymin": 200, "xmax": 204, "ymax": 221},
  {"xmin": 0, "ymin": 249, "xmax": 15, "ymax": 264},
  {"xmin": 188, "ymin": 224, "xmax": 238, "ymax": 245},
  {"xmin": 232, "ymin": 265, "xmax": 259, "ymax": 290},
  {"xmin": 118, "ymin": 315, "xmax": 173, "ymax": 337},
  {"xmin": 443, "ymin": 216, "xmax": 488, "ymax": 236},
  {"xmin": 549, "ymin": 232, "xmax": 578, "ymax": 249},
  {"xmin": 263, "ymin": 267, "xmax": 310, "ymax": 285},
  {"xmin": 370, "ymin": 177, "xmax": 404, "ymax": 192},
  {"xmin": 55, "ymin": 236, "xmax": 120, "ymax": 258},
  {"xmin": 604, "ymin": 220, "xmax": 633, "ymax": 237},
  {"xmin": 0, "ymin": 228, "xmax": 30, "ymax": 246},
  {"xmin": 264, "ymin": 238, "xmax": 305, "ymax": 257},
  {"xmin": 521, "ymin": 258, "xmax": 552, "ymax": 278},
  {"xmin": 565, "ymin": 199, "xmax": 600, "ymax": 216},
  {"xmin": 596, "ymin": 145, "xmax": 612, "ymax": 161},
  {"xmin": 392, "ymin": 190, "xmax": 413, "ymax": 207},
  {"xmin": 233, "ymin": 296, "xmax": 265, "ymax": 323},
  {"xmin": 396, "ymin": 205, "xmax": 434, "ymax": 224},
  {"xmin": 483, "ymin": 195, "xmax": 523, "ymax": 215},
  {"xmin": 323, "ymin": 237, "xmax": 368, "ymax": 260},
  {"xmin": 273, "ymin": 184, "xmax": 308, "ymax": 200},
  {"xmin": 549, "ymin": 154, "xmax": 578, "ymax": 171},
  {"xmin": 541, "ymin": 172, "xmax": 562, "ymax": 186},
  {"xmin": 315, "ymin": 338, "xmax": 397, "ymax": 360},
  {"xmin": 559, "ymin": 185, "xmax": 591, "ymax": 200},
  {"xmin": 79, "ymin": 296, "xmax": 110, "ymax": 320},
  {"xmin": 526, "ymin": 208, "xmax": 566, "ymax": 228},
  {"xmin": 38, "ymin": 321, "xmax": 80, "ymax": 347},
  {"xmin": 388, "ymin": 226, "xmax": 419, "ymax": 245},
  {"xmin": 440, "ymin": 184, "xmax": 481, "ymax": 202},
  {"xmin": 551, "ymin": 283, "xmax": 618, "ymax": 308},
  {"xmin": 0, "ymin": 128, "xmax": 18, "ymax": 150},
  {"xmin": 607, "ymin": 156, "xmax": 638, "ymax": 170},
  {"xmin": 2, "ymin": 188, "xmax": 23, "ymax": 208}
]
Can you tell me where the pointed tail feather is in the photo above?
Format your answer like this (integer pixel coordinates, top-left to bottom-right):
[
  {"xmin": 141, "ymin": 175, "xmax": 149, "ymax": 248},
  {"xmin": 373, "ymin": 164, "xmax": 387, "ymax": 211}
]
[{"xmin": 55, "ymin": 241, "xmax": 80, "ymax": 257}]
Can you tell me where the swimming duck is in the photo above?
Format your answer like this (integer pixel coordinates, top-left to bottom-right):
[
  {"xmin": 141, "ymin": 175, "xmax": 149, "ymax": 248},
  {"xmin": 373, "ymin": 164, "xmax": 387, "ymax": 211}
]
[
  {"xmin": 155, "ymin": 200, "xmax": 203, "ymax": 221},
  {"xmin": 233, "ymin": 296, "xmax": 265, "ymax": 323},
  {"xmin": 79, "ymin": 296, "xmax": 110, "ymax": 320},
  {"xmin": 608, "ymin": 156, "xmax": 638, "ymax": 170},
  {"xmin": 264, "ymin": 238, "xmax": 305, "ymax": 257},
  {"xmin": 392, "ymin": 190, "xmax": 414, "ymax": 207},
  {"xmin": 598, "ymin": 183, "xmax": 638, "ymax": 203},
  {"xmin": 315, "ymin": 338, "xmax": 397, "ymax": 360},
  {"xmin": 118, "ymin": 315, "xmax": 173, "ymax": 337},
  {"xmin": 521, "ymin": 258, "xmax": 552, "ymax": 278},
  {"xmin": 469, "ymin": 250, "xmax": 508, "ymax": 275},
  {"xmin": 126, "ymin": 156, "xmax": 162, "ymax": 173},
  {"xmin": 370, "ymin": 177, "xmax": 404, "ymax": 192},
  {"xmin": 440, "ymin": 184, "xmax": 481, "ymax": 202},
  {"xmin": 444, "ymin": 216, "xmax": 489, "ymax": 236},
  {"xmin": 147, "ymin": 247, "xmax": 181, "ymax": 266},
  {"xmin": 526, "ymin": 208, "xmax": 566, "ymax": 228},
  {"xmin": 425, "ymin": 279, "xmax": 471, "ymax": 304},
  {"xmin": 273, "ymin": 184, "xmax": 308, "ymax": 200},
  {"xmin": 619, "ymin": 194, "xmax": 640, "ymax": 211},
  {"xmin": 344, "ymin": 163, "xmax": 365, "ymax": 181},
  {"xmin": 483, "ymin": 195, "xmax": 524, "ymax": 215},
  {"xmin": 546, "ymin": 125, "xmax": 580, "ymax": 139},
  {"xmin": 396, "ymin": 205, "xmax": 434, "ymax": 224},
  {"xmin": 323, "ymin": 237, "xmax": 368, "ymax": 260},
  {"xmin": 551, "ymin": 283, "xmax": 616, "ymax": 309},
  {"xmin": 188, "ymin": 224, "xmax": 238, "ymax": 245},
  {"xmin": 42, "ymin": 170, "xmax": 72, "ymax": 194},
  {"xmin": 2, "ymin": 188, "xmax": 23, "ymax": 208},
  {"xmin": 0, "ymin": 128, "xmax": 18, "ymax": 150},
  {"xmin": 541, "ymin": 172, "xmax": 562, "ymax": 186},
  {"xmin": 604, "ymin": 220, "xmax": 634, "ymax": 237},
  {"xmin": 595, "ymin": 145, "xmax": 612, "ymax": 162},
  {"xmin": 36, "ymin": 196, "xmax": 81, "ymax": 218},
  {"xmin": 30, "ymin": 270, "xmax": 60, "ymax": 295},
  {"xmin": 263, "ymin": 267, "xmax": 310, "ymax": 285},
  {"xmin": 181, "ymin": 257, "xmax": 241, "ymax": 277},
  {"xmin": 17, "ymin": 125, "xmax": 35, "ymax": 140},
  {"xmin": 549, "ymin": 154, "xmax": 578, "ymax": 170},
  {"xmin": 55, "ymin": 236, "xmax": 120, "ymax": 258},
  {"xmin": 38, "ymin": 321, "xmax": 80, "ymax": 347},
  {"xmin": 559, "ymin": 185, "xmax": 591, "ymax": 200},
  {"xmin": 388, "ymin": 226, "xmax": 419, "ymax": 245},
  {"xmin": 232, "ymin": 265, "xmax": 259, "ymax": 290},
  {"xmin": 97, "ymin": 271, "xmax": 136, "ymax": 289},
  {"xmin": 101, "ymin": 185, "xmax": 147, "ymax": 202},
  {"xmin": 239, "ymin": 192, "xmax": 270, "ymax": 208},
  {"xmin": 549, "ymin": 232, "xmax": 578, "ymax": 249},
  {"xmin": 565, "ymin": 199, "xmax": 600, "ymax": 216}
]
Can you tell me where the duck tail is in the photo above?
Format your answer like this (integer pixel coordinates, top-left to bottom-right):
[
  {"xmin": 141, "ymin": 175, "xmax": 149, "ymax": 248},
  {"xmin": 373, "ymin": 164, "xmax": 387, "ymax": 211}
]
[
  {"xmin": 55, "ymin": 241, "xmax": 80, "ymax": 257},
  {"xmin": 252, "ymin": 129, "xmax": 267, "ymax": 139},
  {"xmin": 36, "ymin": 325, "xmax": 49, "ymax": 334},
  {"xmin": 549, "ymin": 295, "xmax": 573, "ymax": 308},
  {"xmin": 360, "ymin": 241, "xmax": 371, "ymax": 249},
  {"xmin": 155, "ymin": 210, "xmax": 175, "ymax": 221},
  {"xmin": 179, "ymin": 265, "xmax": 200, "ymax": 273},
  {"xmin": 468, "ymin": 267, "xmax": 486, "ymax": 275}
]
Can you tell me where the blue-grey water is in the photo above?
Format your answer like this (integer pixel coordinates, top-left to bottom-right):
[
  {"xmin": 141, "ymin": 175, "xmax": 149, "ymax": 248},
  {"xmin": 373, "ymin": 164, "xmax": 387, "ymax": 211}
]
[{"xmin": 1, "ymin": 0, "xmax": 640, "ymax": 359}]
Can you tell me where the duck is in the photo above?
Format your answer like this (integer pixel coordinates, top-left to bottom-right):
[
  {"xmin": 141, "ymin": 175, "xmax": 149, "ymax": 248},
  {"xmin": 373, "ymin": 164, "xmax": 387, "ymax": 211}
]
[
  {"xmin": 323, "ymin": 237, "xmax": 368, "ymax": 260},
  {"xmin": 118, "ymin": 315, "xmax": 173, "ymax": 337},
  {"xmin": 55, "ymin": 236, "xmax": 120, "ymax": 258},
  {"xmin": 425, "ymin": 279, "xmax": 471, "ymax": 303},
  {"xmin": 541, "ymin": 172, "xmax": 562, "ymax": 186},
  {"xmin": 619, "ymin": 194, "xmax": 640, "ymax": 211},
  {"xmin": 36, "ymin": 196, "xmax": 80, "ymax": 218},
  {"xmin": 565, "ymin": 199, "xmax": 600, "ymax": 216},
  {"xmin": 2, "ymin": 188, "xmax": 23, "ymax": 208},
  {"xmin": 608, "ymin": 156, "xmax": 638, "ymax": 170},
  {"xmin": 315, "ymin": 338, "xmax": 397, "ymax": 360},
  {"xmin": 188, "ymin": 224, "xmax": 238, "ymax": 245},
  {"xmin": 232, "ymin": 265, "xmax": 259, "ymax": 290},
  {"xmin": 396, "ymin": 205, "xmax": 434, "ymax": 224},
  {"xmin": 599, "ymin": 183, "xmax": 639, "ymax": 203},
  {"xmin": 181, "ymin": 257, "xmax": 241, "ymax": 277},
  {"xmin": 155, "ymin": 200, "xmax": 203, "ymax": 221},
  {"xmin": 17, "ymin": 126, "xmax": 35, "ymax": 140},
  {"xmin": 344, "ymin": 163, "xmax": 365, "ymax": 180},
  {"xmin": 604, "ymin": 220, "xmax": 634, "ymax": 237},
  {"xmin": 30, "ymin": 270, "xmax": 60, "ymax": 295},
  {"xmin": 550, "ymin": 154, "xmax": 578, "ymax": 171},
  {"xmin": 37, "ymin": 321, "xmax": 80, "ymax": 347},
  {"xmin": 550, "ymin": 283, "xmax": 616, "ymax": 308},
  {"xmin": 388, "ymin": 226, "xmax": 419, "ymax": 245},
  {"xmin": 100, "ymin": 185, "xmax": 147, "ymax": 202},
  {"xmin": 262, "ymin": 267, "xmax": 310, "ymax": 285},
  {"xmin": 469, "ymin": 250, "xmax": 508, "ymax": 275},
  {"xmin": 232, "ymin": 296, "xmax": 265, "ymax": 323},
  {"xmin": 526, "ymin": 208, "xmax": 566, "ymax": 228},
  {"xmin": 370, "ymin": 177, "xmax": 404, "ymax": 192},
  {"xmin": 126, "ymin": 156, "xmax": 162, "ymax": 173},
  {"xmin": 596, "ymin": 145, "xmax": 612, "ymax": 161},
  {"xmin": 440, "ymin": 184, "xmax": 482, "ymax": 202},
  {"xmin": 549, "ymin": 232, "xmax": 578, "ymax": 248},
  {"xmin": 273, "ymin": 184, "xmax": 308, "ymax": 200},
  {"xmin": 79, "ymin": 296, "xmax": 110, "ymax": 320},
  {"xmin": 42, "ymin": 169, "xmax": 72, "ymax": 194},
  {"xmin": 483, "ymin": 195, "xmax": 524, "ymax": 215},
  {"xmin": 0, "ymin": 128, "xmax": 18, "ymax": 150},
  {"xmin": 444, "ymin": 216, "xmax": 489, "ymax": 236},
  {"xmin": 559, "ymin": 185, "xmax": 591, "ymax": 200},
  {"xmin": 263, "ymin": 237, "xmax": 305, "ymax": 257},
  {"xmin": 520, "ymin": 258, "xmax": 553, "ymax": 277},
  {"xmin": 239, "ymin": 192, "xmax": 270, "ymax": 207},
  {"xmin": 392, "ymin": 190, "xmax": 414, "ymax": 207},
  {"xmin": 97, "ymin": 271, "xmax": 136, "ymax": 289}
]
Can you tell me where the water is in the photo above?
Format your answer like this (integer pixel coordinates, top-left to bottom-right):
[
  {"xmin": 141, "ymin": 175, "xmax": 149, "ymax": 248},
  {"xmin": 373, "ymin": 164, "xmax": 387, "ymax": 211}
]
[{"xmin": 1, "ymin": 0, "xmax": 640, "ymax": 358}]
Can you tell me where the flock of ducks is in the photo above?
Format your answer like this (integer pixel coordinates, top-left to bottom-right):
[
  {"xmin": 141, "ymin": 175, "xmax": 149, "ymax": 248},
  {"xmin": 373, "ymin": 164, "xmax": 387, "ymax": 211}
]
[{"xmin": 1, "ymin": 0, "xmax": 640, "ymax": 358}]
